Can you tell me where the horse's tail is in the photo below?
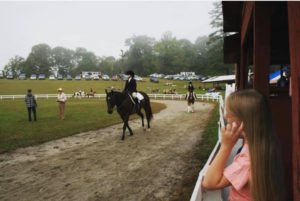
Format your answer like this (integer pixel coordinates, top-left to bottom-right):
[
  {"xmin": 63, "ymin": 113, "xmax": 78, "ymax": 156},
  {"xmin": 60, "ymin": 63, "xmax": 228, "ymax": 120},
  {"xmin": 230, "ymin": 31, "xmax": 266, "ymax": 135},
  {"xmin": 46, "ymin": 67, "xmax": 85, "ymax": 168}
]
[{"xmin": 141, "ymin": 92, "xmax": 153, "ymax": 121}]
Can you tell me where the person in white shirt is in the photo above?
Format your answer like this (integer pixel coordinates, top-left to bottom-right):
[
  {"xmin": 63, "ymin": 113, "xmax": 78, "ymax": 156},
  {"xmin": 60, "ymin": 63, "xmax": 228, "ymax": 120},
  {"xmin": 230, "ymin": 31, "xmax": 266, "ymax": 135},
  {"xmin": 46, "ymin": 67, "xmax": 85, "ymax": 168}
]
[{"xmin": 57, "ymin": 88, "xmax": 67, "ymax": 120}]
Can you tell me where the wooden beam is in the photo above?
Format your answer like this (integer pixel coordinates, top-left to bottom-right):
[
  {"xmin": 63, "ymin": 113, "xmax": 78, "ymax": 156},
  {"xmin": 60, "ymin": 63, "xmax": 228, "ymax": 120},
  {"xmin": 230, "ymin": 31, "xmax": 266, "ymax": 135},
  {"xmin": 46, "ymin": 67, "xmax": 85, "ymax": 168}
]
[
  {"xmin": 224, "ymin": 34, "xmax": 240, "ymax": 63},
  {"xmin": 241, "ymin": 2, "xmax": 254, "ymax": 46},
  {"xmin": 253, "ymin": 2, "xmax": 270, "ymax": 96},
  {"xmin": 240, "ymin": 45, "xmax": 249, "ymax": 89},
  {"xmin": 288, "ymin": 2, "xmax": 300, "ymax": 200}
]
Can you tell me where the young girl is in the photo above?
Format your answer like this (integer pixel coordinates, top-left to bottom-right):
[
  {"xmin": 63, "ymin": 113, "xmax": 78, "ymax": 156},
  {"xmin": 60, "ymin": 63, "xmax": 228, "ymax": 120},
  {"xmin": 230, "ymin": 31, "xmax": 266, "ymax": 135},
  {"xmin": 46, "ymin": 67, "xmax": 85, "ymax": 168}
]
[{"xmin": 202, "ymin": 89, "xmax": 285, "ymax": 201}]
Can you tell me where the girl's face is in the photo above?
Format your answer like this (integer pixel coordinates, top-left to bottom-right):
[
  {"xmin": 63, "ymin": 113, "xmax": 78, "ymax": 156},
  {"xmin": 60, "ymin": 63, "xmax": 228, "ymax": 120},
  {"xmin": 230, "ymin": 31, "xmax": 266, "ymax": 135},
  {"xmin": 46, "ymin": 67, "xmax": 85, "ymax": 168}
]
[
  {"xmin": 225, "ymin": 107, "xmax": 239, "ymax": 124},
  {"xmin": 225, "ymin": 103, "xmax": 245, "ymax": 138}
]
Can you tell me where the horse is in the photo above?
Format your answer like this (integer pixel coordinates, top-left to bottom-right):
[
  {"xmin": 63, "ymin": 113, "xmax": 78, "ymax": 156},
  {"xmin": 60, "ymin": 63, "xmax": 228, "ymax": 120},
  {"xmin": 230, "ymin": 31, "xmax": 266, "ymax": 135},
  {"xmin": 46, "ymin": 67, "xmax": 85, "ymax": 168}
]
[
  {"xmin": 72, "ymin": 90, "xmax": 85, "ymax": 98},
  {"xmin": 86, "ymin": 91, "xmax": 96, "ymax": 98},
  {"xmin": 105, "ymin": 89, "xmax": 153, "ymax": 140},
  {"xmin": 185, "ymin": 91, "xmax": 197, "ymax": 113}
]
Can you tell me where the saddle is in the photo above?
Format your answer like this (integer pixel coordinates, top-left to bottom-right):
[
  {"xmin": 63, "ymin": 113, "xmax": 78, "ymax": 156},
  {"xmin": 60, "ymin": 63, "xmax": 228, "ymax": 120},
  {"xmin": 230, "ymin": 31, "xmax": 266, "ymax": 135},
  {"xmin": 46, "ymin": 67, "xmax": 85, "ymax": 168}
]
[{"xmin": 128, "ymin": 92, "xmax": 144, "ymax": 104}]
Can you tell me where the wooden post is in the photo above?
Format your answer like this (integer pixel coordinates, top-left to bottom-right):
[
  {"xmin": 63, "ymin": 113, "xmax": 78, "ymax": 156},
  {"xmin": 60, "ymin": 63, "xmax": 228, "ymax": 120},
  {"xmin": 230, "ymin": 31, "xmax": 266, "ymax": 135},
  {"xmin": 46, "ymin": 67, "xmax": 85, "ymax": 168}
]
[
  {"xmin": 253, "ymin": 2, "xmax": 271, "ymax": 96},
  {"xmin": 240, "ymin": 45, "xmax": 249, "ymax": 89},
  {"xmin": 288, "ymin": 2, "xmax": 300, "ymax": 200}
]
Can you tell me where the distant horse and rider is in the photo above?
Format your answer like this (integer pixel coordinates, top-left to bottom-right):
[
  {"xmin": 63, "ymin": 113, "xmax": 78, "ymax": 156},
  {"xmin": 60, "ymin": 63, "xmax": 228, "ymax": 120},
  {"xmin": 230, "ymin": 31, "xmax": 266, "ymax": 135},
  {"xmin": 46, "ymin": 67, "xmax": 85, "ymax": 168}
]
[
  {"xmin": 72, "ymin": 90, "xmax": 85, "ymax": 98},
  {"xmin": 86, "ymin": 88, "xmax": 96, "ymax": 98},
  {"xmin": 105, "ymin": 70, "xmax": 153, "ymax": 140},
  {"xmin": 72, "ymin": 88, "xmax": 96, "ymax": 98},
  {"xmin": 185, "ymin": 81, "xmax": 197, "ymax": 113}
]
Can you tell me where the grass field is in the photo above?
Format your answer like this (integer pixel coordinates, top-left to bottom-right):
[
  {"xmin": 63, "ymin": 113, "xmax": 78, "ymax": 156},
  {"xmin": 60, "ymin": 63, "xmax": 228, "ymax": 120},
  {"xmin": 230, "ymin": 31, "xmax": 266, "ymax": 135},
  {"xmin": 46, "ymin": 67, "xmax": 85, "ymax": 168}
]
[
  {"xmin": 0, "ymin": 78, "xmax": 217, "ymax": 153},
  {"xmin": 0, "ymin": 98, "xmax": 166, "ymax": 153},
  {"xmin": 0, "ymin": 78, "xmax": 213, "ymax": 95}
]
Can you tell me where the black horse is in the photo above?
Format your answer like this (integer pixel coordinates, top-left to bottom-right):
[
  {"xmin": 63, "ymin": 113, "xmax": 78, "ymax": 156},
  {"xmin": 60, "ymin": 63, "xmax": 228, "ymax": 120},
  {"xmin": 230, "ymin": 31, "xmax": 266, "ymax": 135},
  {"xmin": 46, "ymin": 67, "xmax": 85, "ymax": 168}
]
[{"xmin": 105, "ymin": 89, "xmax": 153, "ymax": 140}]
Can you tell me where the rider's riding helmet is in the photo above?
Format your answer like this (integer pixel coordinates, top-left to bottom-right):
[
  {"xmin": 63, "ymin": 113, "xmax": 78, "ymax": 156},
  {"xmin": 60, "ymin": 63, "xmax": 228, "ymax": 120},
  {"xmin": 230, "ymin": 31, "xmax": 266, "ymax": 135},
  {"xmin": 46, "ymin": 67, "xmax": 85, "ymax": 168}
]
[{"xmin": 126, "ymin": 70, "xmax": 135, "ymax": 78}]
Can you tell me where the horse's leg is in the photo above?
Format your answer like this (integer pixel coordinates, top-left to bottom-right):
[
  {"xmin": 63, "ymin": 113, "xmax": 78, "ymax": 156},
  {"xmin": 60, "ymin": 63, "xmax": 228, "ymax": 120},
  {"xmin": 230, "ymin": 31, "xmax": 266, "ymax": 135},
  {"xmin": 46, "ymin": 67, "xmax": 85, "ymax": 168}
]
[
  {"xmin": 126, "ymin": 120, "xmax": 133, "ymax": 136},
  {"xmin": 146, "ymin": 115, "xmax": 151, "ymax": 130},
  {"xmin": 136, "ymin": 111, "xmax": 145, "ymax": 130},
  {"xmin": 122, "ymin": 121, "xmax": 126, "ymax": 140}
]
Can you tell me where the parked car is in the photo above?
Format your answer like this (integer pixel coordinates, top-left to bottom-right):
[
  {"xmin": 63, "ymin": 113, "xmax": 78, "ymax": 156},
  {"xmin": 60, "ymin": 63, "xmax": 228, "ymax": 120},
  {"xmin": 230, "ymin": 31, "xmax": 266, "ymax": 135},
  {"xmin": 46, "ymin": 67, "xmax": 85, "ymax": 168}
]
[
  {"xmin": 85, "ymin": 75, "xmax": 92, "ymax": 80},
  {"xmin": 75, "ymin": 75, "xmax": 81, "ymax": 80},
  {"xmin": 57, "ymin": 74, "xmax": 63, "ymax": 80},
  {"xmin": 150, "ymin": 76, "xmax": 159, "ymax": 83},
  {"xmin": 66, "ymin": 75, "xmax": 73, "ymax": 80},
  {"xmin": 30, "ymin": 74, "xmax": 37, "ymax": 80},
  {"xmin": 93, "ymin": 75, "xmax": 100, "ymax": 80},
  {"xmin": 135, "ymin": 75, "xmax": 143, "ymax": 82},
  {"xmin": 49, "ymin": 75, "xmax": 56, "ymax": 80},
  {"xmin": 111, "ymin": 75, "xmax": 119, "ymax": 81},
  {"xmin": 18, "ymin": 74, "xmax": 26, "ymax": 80},
  {"xmin": 6, "ymin": 74, "xmax": 14, "ymax": 79},
  {"xmin": 38, "ymin": 74, "xmax": 46, "ymax": 80},
  {"xmin": 120, "ymin": 74, "xmax": 129, "ymax": 81},
  {"xmin": 102, "ymin": 74, "xmax": 110, "ymax": 80}
]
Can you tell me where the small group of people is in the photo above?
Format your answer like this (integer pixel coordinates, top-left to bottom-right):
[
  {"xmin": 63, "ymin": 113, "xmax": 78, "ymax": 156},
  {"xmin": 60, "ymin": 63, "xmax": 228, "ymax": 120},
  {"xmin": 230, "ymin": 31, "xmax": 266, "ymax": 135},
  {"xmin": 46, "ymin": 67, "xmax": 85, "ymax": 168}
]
[{"xmin": 25, "ymin": 88, "xmax": 67, "ymax": 121}]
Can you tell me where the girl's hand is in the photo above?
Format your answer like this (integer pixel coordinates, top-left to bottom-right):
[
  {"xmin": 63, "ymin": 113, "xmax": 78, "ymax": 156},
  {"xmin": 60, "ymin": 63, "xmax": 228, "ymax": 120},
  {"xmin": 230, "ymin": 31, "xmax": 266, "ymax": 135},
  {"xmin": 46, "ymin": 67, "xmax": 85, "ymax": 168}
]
[{"xmin": 221, "ymin": 122, "xmax": 244, "ymax": 149}]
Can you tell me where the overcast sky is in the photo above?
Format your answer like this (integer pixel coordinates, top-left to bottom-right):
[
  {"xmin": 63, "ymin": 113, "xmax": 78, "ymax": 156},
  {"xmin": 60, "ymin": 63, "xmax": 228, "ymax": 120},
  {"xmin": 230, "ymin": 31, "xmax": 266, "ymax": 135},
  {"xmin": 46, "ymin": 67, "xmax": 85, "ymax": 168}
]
[{"xmin": 0, "ymin": 1, "xmax": 215, "ymax": 70}]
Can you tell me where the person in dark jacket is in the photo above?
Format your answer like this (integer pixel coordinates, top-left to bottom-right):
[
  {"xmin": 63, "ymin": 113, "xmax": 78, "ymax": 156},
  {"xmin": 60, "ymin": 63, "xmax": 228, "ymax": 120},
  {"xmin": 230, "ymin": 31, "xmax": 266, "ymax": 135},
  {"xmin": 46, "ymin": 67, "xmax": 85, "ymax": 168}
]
[
  {"xmin": 123, "ymin": 70, "xmax": 137, "ymax": 94},
  {"xmin": 25, "ymin": 89, "xmax": 37, "ymax": 121},
  {"xmin": 187, "ymin": 81, "xmax": 194, "ymax": 92},
  {"xmin": 123, "ymin": 70, "xmax": 140, "ymax": 110}
]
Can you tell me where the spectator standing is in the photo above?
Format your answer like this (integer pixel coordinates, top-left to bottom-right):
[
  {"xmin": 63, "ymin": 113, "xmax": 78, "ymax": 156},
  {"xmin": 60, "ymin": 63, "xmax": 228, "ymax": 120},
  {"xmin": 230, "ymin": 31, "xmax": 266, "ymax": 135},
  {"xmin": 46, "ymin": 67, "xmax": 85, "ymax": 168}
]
[
  {"xmin": 57, "ymin": 88, "xmax": 67, "ymax": 120},
  {"xmin": 25, "ymin": 89, "xmax": 37, "ymax": 121}
]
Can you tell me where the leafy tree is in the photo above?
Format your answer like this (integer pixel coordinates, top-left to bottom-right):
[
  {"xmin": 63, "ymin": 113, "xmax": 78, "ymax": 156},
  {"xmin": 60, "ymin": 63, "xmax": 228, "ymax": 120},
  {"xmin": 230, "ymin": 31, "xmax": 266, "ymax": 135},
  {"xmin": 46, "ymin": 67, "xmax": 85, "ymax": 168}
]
[
  {"xmin": 3, "ymin": 56, "xmax": 25, "ymax": 76},
  {"xmin": 154, "ymin": 32, "xmax": 183, "ymax": 74},
  {"xmin": 26, "ymin": 44, "xmax": 52, "ymax": 76},
  {"xmin": 124, "ymin": 35, "xmax": 156, "ymax": 76},
  {"xmin": 52, "ymin": 46, "xmax": 75, "ymax": 76},
  {"xmin": 73, "ymin": 47, "xmax": 99, "ymax": 74},
  {"xmin": 204, "ymin": 1, "xmax": 234, "ymax": 75},
  {"xmin": 193, "ymin": 36, "xmax": 209, "ymax": 74},
  {"xmin": 99, "ymin": 56, "xmax": 116, "ymax": 76}
]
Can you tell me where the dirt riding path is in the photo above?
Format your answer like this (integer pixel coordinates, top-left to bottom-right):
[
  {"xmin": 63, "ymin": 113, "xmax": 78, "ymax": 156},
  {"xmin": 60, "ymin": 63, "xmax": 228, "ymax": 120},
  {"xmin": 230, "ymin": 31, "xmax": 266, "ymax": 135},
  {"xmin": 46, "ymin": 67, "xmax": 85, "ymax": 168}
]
[{"xmin": 0, "ymin": 100, "xmax": 214, "ymax": 201}]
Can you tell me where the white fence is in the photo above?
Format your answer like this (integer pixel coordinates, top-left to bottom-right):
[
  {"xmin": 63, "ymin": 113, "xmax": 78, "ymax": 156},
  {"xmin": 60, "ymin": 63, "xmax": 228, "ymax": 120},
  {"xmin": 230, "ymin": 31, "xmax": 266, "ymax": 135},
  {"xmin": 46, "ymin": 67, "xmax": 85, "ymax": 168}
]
[{"xmin": 0, "ymin": 93, "xmax": 220, "ymax": 102}]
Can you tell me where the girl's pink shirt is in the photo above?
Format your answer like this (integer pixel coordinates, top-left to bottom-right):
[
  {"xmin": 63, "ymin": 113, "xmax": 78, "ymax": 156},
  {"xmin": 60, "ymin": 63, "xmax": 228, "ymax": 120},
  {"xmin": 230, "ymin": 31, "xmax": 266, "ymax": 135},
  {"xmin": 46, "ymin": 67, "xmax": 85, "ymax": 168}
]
[{"xmin": 224, "ymin": 143, "xmax": 251, "ymax": 201}]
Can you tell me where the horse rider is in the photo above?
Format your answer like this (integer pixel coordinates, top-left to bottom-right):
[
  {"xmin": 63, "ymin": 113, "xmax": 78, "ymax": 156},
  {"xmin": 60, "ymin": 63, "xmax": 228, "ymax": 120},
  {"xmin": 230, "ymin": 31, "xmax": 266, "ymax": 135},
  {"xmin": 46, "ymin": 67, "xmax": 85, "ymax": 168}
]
[
  {"xmin": 187, "ymin": 81, "xmax": 194, "ymax": 92},
  {"xmin": 123, "ymin": 70, "xmax": 140, "ymax": 110},
  {"xmin": 185, "ymin": 86, "xmax": 197, "ymax": 113}
]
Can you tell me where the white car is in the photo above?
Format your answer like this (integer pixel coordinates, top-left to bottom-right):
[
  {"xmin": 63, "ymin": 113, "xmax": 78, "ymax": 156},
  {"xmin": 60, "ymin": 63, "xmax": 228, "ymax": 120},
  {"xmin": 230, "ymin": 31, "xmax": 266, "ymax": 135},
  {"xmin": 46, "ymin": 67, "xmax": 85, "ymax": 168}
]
[
  {"xmin": 30, "ymin": 74, "xmax": 37, "ymax": 80},
  {"xmin": 102, "ymin": 74, "xmax": 110, "ymax": 80},
  {"xmin": 135, "ymin": 75, "xmax": 143, "ymax": 81},
  {"xmin": 49, "ymin": 75, "xmax": 56, "ymax": 80},
  {"xmin": 93, "ymin": 75, "xmax": 100, "ymax": 80}
]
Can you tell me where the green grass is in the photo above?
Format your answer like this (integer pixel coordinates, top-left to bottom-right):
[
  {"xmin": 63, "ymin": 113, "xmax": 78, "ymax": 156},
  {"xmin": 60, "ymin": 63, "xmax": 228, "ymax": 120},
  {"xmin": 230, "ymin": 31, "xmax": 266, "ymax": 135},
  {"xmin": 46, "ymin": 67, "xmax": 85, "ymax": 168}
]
[
  {"xmin": 196, "ymin": 103, "xmax": 219, "ymax": 168},
  {"xmin": 0, "ymin": 99, "xmax": 166, "ymax": 153},
  {"xmin": 0, "ymin": 79, "xmax": 214, "ymax": 95},
  {"xmin": 0, "ymin": 79, "xmax": 218, "ymax": 153}
]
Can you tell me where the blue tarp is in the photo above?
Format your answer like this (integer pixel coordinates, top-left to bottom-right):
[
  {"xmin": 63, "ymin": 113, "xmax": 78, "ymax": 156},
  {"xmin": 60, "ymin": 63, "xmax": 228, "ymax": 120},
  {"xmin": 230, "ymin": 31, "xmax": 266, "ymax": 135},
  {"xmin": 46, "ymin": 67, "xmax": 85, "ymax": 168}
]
[{"xmin": 269, "ymin": 70, "xmax": 281, "ymax": 80}]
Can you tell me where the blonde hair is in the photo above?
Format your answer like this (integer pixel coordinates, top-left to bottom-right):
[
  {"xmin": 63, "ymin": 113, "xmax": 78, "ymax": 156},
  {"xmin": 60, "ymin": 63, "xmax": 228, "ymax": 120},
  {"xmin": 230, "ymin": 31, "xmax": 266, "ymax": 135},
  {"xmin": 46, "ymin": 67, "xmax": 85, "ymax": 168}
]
[{"xmin": 227, "ymin": 89, "xmax": 285, "ymax": 201}]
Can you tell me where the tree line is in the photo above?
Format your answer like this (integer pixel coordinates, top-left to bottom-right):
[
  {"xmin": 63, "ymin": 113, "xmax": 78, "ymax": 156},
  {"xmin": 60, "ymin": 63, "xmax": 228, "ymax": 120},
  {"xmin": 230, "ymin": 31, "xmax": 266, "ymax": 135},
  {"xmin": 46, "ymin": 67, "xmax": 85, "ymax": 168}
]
[{"xmin": 3, "ymin": 2, "xmax": 233, "ymax": 77}]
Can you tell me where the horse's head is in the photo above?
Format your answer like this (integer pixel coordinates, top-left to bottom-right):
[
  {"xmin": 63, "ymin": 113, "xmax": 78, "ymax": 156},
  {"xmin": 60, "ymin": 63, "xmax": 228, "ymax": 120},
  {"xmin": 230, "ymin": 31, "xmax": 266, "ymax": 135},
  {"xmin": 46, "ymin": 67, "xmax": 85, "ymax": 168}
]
[{"xmin": 105, "ymin": 89, "xmax": 116, "ymax": 114}]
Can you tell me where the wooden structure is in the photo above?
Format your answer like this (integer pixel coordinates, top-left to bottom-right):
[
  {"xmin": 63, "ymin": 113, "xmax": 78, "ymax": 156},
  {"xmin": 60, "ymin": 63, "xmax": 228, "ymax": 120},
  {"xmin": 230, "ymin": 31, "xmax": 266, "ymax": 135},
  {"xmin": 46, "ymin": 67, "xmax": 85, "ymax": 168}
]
[{"xmin": 222, "ymin": 2, "xmax": 300, "ymax": 200}]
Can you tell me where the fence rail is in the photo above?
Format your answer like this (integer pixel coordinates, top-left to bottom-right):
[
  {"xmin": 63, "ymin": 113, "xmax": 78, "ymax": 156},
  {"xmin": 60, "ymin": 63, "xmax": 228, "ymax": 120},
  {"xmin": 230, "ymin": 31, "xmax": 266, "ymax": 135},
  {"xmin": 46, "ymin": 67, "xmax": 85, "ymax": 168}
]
[{"xmin": 0, "ymin": 93, "xmax": 220, "ymax": 102}]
